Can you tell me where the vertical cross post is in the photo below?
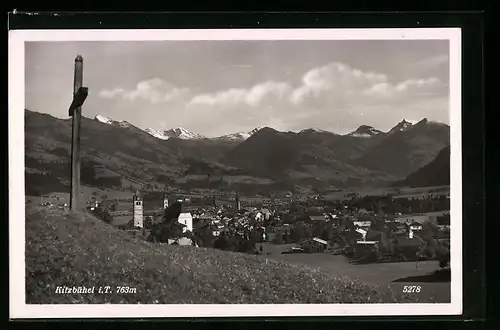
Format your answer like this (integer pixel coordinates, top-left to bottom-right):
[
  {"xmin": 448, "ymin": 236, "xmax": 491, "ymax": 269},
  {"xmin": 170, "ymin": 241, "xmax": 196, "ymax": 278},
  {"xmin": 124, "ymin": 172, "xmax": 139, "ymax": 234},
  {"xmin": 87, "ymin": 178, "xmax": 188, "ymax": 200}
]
[{"xmin": 70, "ymin": 55, "xmax": 84, "ymax": 210}]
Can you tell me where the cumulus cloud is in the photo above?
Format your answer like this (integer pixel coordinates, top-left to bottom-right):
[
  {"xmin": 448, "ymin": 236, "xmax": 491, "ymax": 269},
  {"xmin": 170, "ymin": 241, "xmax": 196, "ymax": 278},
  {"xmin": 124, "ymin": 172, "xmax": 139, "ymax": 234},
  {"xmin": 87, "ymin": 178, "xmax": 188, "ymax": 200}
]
[
  {"xmin": 290, "ymin": 62, "xmax": 445, "ymax": 108},
  {"xmin": 99, "ymin": 78, "xmax": 190, "ymax": 104},
  {"xmin": 185, "ymin": 61, "xmax": 444, "ymax": 113},
  {"xmin": 362, "ymin": 77, "xmax": 443, "ymax": 100},
  {"xmin": 187, "ymin": 81, "xmax": 292, "ymax": 107},
  {"xmin": 99, "ymin": 88, "xmax": 125, "ymax": 99},
  {"xmin": 290, "ymin": 62, "xmax": 388, "ymax": 105},
  {"xmin": 176, "ymin": 60, "xmax": 447, "ymax": 135},
  {"xmin": 95, "ymin": 61, "xmax": 447, "ymax": 137}
]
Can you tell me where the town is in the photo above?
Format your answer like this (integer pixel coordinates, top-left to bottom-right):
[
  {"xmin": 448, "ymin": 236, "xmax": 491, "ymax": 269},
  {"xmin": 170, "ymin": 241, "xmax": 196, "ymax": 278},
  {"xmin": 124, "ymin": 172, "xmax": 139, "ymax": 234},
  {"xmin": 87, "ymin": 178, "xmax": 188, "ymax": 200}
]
[{"xmin": 37, "ymin": 186, "xmax": 450, "ymax": 267}]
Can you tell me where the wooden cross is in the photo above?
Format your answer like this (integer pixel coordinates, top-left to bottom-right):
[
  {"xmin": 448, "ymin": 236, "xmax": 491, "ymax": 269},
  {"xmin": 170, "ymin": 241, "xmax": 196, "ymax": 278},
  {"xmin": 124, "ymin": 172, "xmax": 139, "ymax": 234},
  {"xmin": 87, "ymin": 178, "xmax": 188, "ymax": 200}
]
[{"xmin": 68, "ymin": 55, "xmax": 88, "ymax": 210}]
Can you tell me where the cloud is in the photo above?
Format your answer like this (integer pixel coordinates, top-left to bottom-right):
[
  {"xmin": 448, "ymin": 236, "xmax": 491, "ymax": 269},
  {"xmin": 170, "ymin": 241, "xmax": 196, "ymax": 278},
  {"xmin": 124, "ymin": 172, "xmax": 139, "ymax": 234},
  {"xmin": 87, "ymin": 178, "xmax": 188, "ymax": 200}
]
[
  {"xmin": 187, "ymin": 81, "xmax": 292, "ymax": 107},
  {"xmin": 415, "ymin": 54, "xmax": 449, "ymax": 69},
  {"xmin": 96, "ymin": 61, "xmax": 447, "ymax": 137},
  {"xmin": 290, "ymin": 62, "xmax": 444, "ymax": 107},
  {"xmin": 99, "ymin": 78, "xmax": 190, "ymax": 104},
  {"xmin": 177, "ymin": 60, "xmax": 447, "ymax": 136},
  {"xmin": 290, "ymin": 62, "xmax": 388, "ymax": 105},
  {"xmin": 99, "ymin": 88, "xmax": 125, "ymax": 99},
  {"xmin": 362, "ymin": 77, "xmax": 443, "ymax": 99}
]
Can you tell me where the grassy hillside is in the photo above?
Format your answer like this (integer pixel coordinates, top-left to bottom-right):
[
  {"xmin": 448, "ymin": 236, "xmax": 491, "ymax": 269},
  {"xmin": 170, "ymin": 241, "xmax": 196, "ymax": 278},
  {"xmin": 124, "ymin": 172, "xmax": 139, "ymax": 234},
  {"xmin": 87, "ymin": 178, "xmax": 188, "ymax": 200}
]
[
  {"xmin": 25, "ymin": 206, "xmax": 421, "ymax": 304},
  {"xmin": 395, "ymin": 146, "xmax": 451, "ymax": 187}
]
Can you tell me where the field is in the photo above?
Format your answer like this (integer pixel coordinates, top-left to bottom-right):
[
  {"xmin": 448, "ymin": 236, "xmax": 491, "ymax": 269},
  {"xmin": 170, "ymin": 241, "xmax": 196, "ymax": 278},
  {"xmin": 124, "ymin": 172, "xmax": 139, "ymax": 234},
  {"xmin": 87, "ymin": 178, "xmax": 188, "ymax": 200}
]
[
  {"xmin": 26, "ymin": 186, "xmax": 136, "ymax": 205},
  {"xmin": 324, "ymin": 185, "xmax": 450, "ymax": 201},
  {"xmin": 261, "ymin": 243, "xmax": 450, "ymax": 303},
  {"xmin": 25, "ymin": 206, "xmax": 430, "ymax": 304}
]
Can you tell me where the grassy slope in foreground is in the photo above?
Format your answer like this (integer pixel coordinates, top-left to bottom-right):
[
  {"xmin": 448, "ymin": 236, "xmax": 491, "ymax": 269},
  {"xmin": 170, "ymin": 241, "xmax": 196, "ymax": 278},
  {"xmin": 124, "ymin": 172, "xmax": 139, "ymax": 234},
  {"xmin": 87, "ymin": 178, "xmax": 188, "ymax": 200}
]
[{"xmin": 26, "ymin": 206, "xmax": 419, "ymax": 304}]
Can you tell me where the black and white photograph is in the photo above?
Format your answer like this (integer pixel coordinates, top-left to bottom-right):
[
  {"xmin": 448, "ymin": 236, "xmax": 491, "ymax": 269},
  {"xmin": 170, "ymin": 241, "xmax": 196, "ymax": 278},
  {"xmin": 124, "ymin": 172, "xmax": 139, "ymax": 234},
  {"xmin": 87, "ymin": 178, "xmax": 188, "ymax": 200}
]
[{"xmin": 9, "ymin": 28, "xmax": 462, "ymax": 318}]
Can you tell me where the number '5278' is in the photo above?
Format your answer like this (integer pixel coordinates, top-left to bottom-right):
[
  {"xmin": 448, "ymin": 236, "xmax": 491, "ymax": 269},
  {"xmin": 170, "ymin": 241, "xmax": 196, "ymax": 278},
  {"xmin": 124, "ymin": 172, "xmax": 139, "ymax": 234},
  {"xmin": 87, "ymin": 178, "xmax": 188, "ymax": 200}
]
[{"xmin": 403, "ymin": 285, "xmax": 421, "ymax": 293}]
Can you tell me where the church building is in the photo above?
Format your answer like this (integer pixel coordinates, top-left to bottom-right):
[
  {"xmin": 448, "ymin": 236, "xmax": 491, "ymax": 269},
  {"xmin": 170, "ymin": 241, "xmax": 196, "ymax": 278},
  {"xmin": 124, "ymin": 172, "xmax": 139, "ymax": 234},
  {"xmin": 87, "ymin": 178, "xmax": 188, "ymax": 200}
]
[{"xmin": 133, "ymin": 189, "xmax": 143, "ymax": 228}]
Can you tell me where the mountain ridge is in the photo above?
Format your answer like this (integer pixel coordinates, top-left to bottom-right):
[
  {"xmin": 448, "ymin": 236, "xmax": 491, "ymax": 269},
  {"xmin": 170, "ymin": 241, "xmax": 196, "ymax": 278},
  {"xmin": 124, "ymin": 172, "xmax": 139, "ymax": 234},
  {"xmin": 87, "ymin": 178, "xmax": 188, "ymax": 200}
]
[
  {"xmin": 94, "ymin": 113, "xmax": 448, "ymax": 142},
  {"xmin": 394, "ymin": 145, "xmax": 451, "ymax": 187},
  {"xmin": 25, "ymin": 109, "xmax": 450, "ymax": 193}
]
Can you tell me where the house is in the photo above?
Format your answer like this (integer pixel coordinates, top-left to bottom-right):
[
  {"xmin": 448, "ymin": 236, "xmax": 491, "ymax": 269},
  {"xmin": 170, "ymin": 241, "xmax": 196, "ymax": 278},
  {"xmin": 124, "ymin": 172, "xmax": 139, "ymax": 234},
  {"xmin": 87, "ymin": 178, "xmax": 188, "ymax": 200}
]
[
  {"xmin": 409, "ymin": 221, "xmax": 423, "ymax": 231},
  {"xmin": 261, "ymin": 208, "xmax": 272, "ymax": 220},
  {"xmin": 254, "ymin": 212, "xmax": 264, "ymax": 221},
  {"xmin": 355, "ymin": 228, "xmax": 367, "ymax": 241},
  {"xmin": 353, "ymin": 221, "xmax": 371, "ymax": 229},
  {"xmin": 178, "ymin": 213, "xmax": 193, "ymax": 233},
  {"xmin": 355, "ymin": 241, "xmax": 379, "ymax": 257},
  {"xmin": 356, "ymin": 240, "xmax": 378, "ymax": 246},
  {"xmin": 168, "ymin": 237, "xmax": 197, "ymax": 246},
  {"xmin": 308, "ymin": 215, "xmax": 327, "ymax": 222},
  {"xmin": 298, "ymin": 237, "xmax": 329, "ymax": 253},
  {"xmin": 358, "ymin": 208, "xmax": 369, "ymax": 215},
  {"xmin": 396, "ymin": 215, "xmax": 432, "ymax": 225}
]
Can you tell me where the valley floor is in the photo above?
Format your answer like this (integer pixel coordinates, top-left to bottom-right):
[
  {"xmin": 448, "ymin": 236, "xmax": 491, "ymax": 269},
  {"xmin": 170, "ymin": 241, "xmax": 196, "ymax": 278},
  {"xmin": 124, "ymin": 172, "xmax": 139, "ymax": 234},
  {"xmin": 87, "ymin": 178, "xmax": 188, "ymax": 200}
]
[{"xmin": 261, "ymin": 243, "xmax": 450, "ymax": 303}]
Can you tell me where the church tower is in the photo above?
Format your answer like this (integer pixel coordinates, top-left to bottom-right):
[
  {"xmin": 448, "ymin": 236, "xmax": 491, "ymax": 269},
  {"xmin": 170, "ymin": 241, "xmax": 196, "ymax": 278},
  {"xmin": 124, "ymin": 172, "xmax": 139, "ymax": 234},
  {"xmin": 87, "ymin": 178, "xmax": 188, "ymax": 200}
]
[
  {"xmin": 133, "ymin": 189, "xmax": 143, "ymax": 228},
  {"xmin": 163, "ymin": 192, "xmax": 169, "ymax": 210},
  {"xmin": 235, "ymin": 192, "xmax": 241, "ymax": 211}
]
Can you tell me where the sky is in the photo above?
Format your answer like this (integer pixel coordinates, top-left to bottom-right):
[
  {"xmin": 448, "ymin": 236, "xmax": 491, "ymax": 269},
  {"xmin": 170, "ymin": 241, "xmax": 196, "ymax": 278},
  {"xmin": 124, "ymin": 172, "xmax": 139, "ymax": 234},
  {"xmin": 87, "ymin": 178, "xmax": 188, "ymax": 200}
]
[{"xmin": 25, "ymin": 40, "xmax": 449, "ymax": 137}]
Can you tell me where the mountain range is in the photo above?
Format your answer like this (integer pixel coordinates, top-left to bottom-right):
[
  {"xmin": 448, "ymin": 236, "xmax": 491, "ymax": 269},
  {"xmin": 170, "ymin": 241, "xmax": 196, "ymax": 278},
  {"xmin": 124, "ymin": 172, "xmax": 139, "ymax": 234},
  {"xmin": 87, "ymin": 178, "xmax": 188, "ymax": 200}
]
[
  {"xmin": 25, "ymin": 109, "xmax": 450, "ymax": 194},
  {"xmin": 95, "ymin": 114, "xmax": 262, "ymax": 141},
  {"xmin": 94, "ymin": 114, "xmax": 425, "ymax": 142}
]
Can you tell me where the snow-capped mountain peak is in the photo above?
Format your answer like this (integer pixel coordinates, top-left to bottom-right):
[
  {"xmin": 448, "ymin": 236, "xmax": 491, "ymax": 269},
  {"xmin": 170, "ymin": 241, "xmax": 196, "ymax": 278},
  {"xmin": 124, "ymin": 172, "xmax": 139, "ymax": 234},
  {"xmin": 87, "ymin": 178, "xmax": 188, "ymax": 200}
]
[
  {"xmin": 94, "ymin": 114, "xmax": 131, "ymax": 128},
  {"xmin": 248, "ymin": 127, "xmax": 263, "ymax": 135},
  {"xmin": 144, "ymin": 128, "xmax": 170, "ymax": 140},
  {"xmin": 94, "ymin": 114, "xmax": 113, "ymax": 124},
  {"xmin": 164, "ymin": 127, "xmax": 205, "ymax": 140},
  {"xmin": 347, "ymin": 125, "xmax": 383, "ymax": 138},
  {"xmin": 143, "ymin": 127, "xmax": 206, "ymax": 140},
  {"xmin": 388, "ymin": 119, "xmax": 415, "ymax": 134},
  {"xmin": 214, "ymin": 127, "xmax": 263, "ymax": 141},
  {"xmin": 300, "ymin": 128, "xmax": 331, "ymax": 134}
]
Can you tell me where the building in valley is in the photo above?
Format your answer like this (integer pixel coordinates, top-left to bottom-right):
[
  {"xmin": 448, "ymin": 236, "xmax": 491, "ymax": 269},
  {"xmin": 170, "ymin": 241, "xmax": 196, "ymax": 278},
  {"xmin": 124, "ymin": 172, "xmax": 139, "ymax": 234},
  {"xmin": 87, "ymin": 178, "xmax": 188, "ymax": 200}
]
[
  {"xmin": 178, "ymin": 212, "xmax": 193, "ymax": 233},
  {"xmin": 132, "ymin": 189, "xmax": 143, "ymax": 228}
]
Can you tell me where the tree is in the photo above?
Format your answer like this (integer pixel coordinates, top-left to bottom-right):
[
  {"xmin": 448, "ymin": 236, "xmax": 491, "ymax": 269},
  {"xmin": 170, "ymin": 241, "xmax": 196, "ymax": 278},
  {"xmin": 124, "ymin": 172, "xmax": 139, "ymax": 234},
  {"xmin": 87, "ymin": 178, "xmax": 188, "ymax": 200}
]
[
  {"xmin": 291, "ymin": 222, "xmax": 307, "ymax": 243},
  {"xmin": 148, "ymin": 203, "xmax": 187, "ymax": 243},
  {"xmin": 214, "ymin": 234, "xmax": 230, "ymax": 250},
  {"xmin": 149, "ymin": 221, "xmax": 184, "ymax": 243},
  {"xmin": 370, "ymin": 218, "xmax": 387, "ymax": 232},
  {"xmin": 143, "ymin": 217, "xmax": 153, "ymax": 229},
  {"xmin": 436, "ymin": 242, "xmax": 450, "ymax": 268},
  {"xmin": 322, "ymin": 225, "xmax": 334, "ymax": 242},
  {"xmin": 437, "ymin": 213, "xmax": 450, "ymax": 226},
  {"xmin": 421, "ymin": 221, "xmax": 438, "ymax": 238},
  {"xmin": 237, "ymin": 238, "xmax": 255, "ymax": 254},
  {"xmin": 194, "ymin": 222, "xmax": 214, "ymax": 248},
  {"xmin": 366, "ymin": 230, "xmax": 392, "ymax": 254},
  {"xmin": 164, "ymin": 202, "xmax": 182, "ymax": 223},
  {"xmin": 273, "ymin": 232, "xmax": 285, "ymax": 244},
  {"xmin": 312, "ymin": 222, "xmax": 324, "ymax": 237}
]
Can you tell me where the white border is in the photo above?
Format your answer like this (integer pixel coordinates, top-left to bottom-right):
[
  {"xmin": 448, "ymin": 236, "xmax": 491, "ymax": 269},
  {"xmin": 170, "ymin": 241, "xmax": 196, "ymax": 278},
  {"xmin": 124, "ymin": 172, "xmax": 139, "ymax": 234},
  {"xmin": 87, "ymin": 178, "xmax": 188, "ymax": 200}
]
[{"xmin": 9, "ymin": 28, "xmax": 462, "ymax": 319}]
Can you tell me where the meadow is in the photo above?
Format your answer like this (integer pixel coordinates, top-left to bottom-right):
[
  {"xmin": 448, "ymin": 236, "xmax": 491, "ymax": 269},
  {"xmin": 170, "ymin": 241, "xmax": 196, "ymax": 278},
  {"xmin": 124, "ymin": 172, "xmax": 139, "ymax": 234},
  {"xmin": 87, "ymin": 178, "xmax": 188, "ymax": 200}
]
[
  {"xmin": 25, "ymin": 205, "xmax": 429, "ymax": 304},
  {"xmin": 261, "ymin": 243, "xmax": 451, "ymax": 303}
]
